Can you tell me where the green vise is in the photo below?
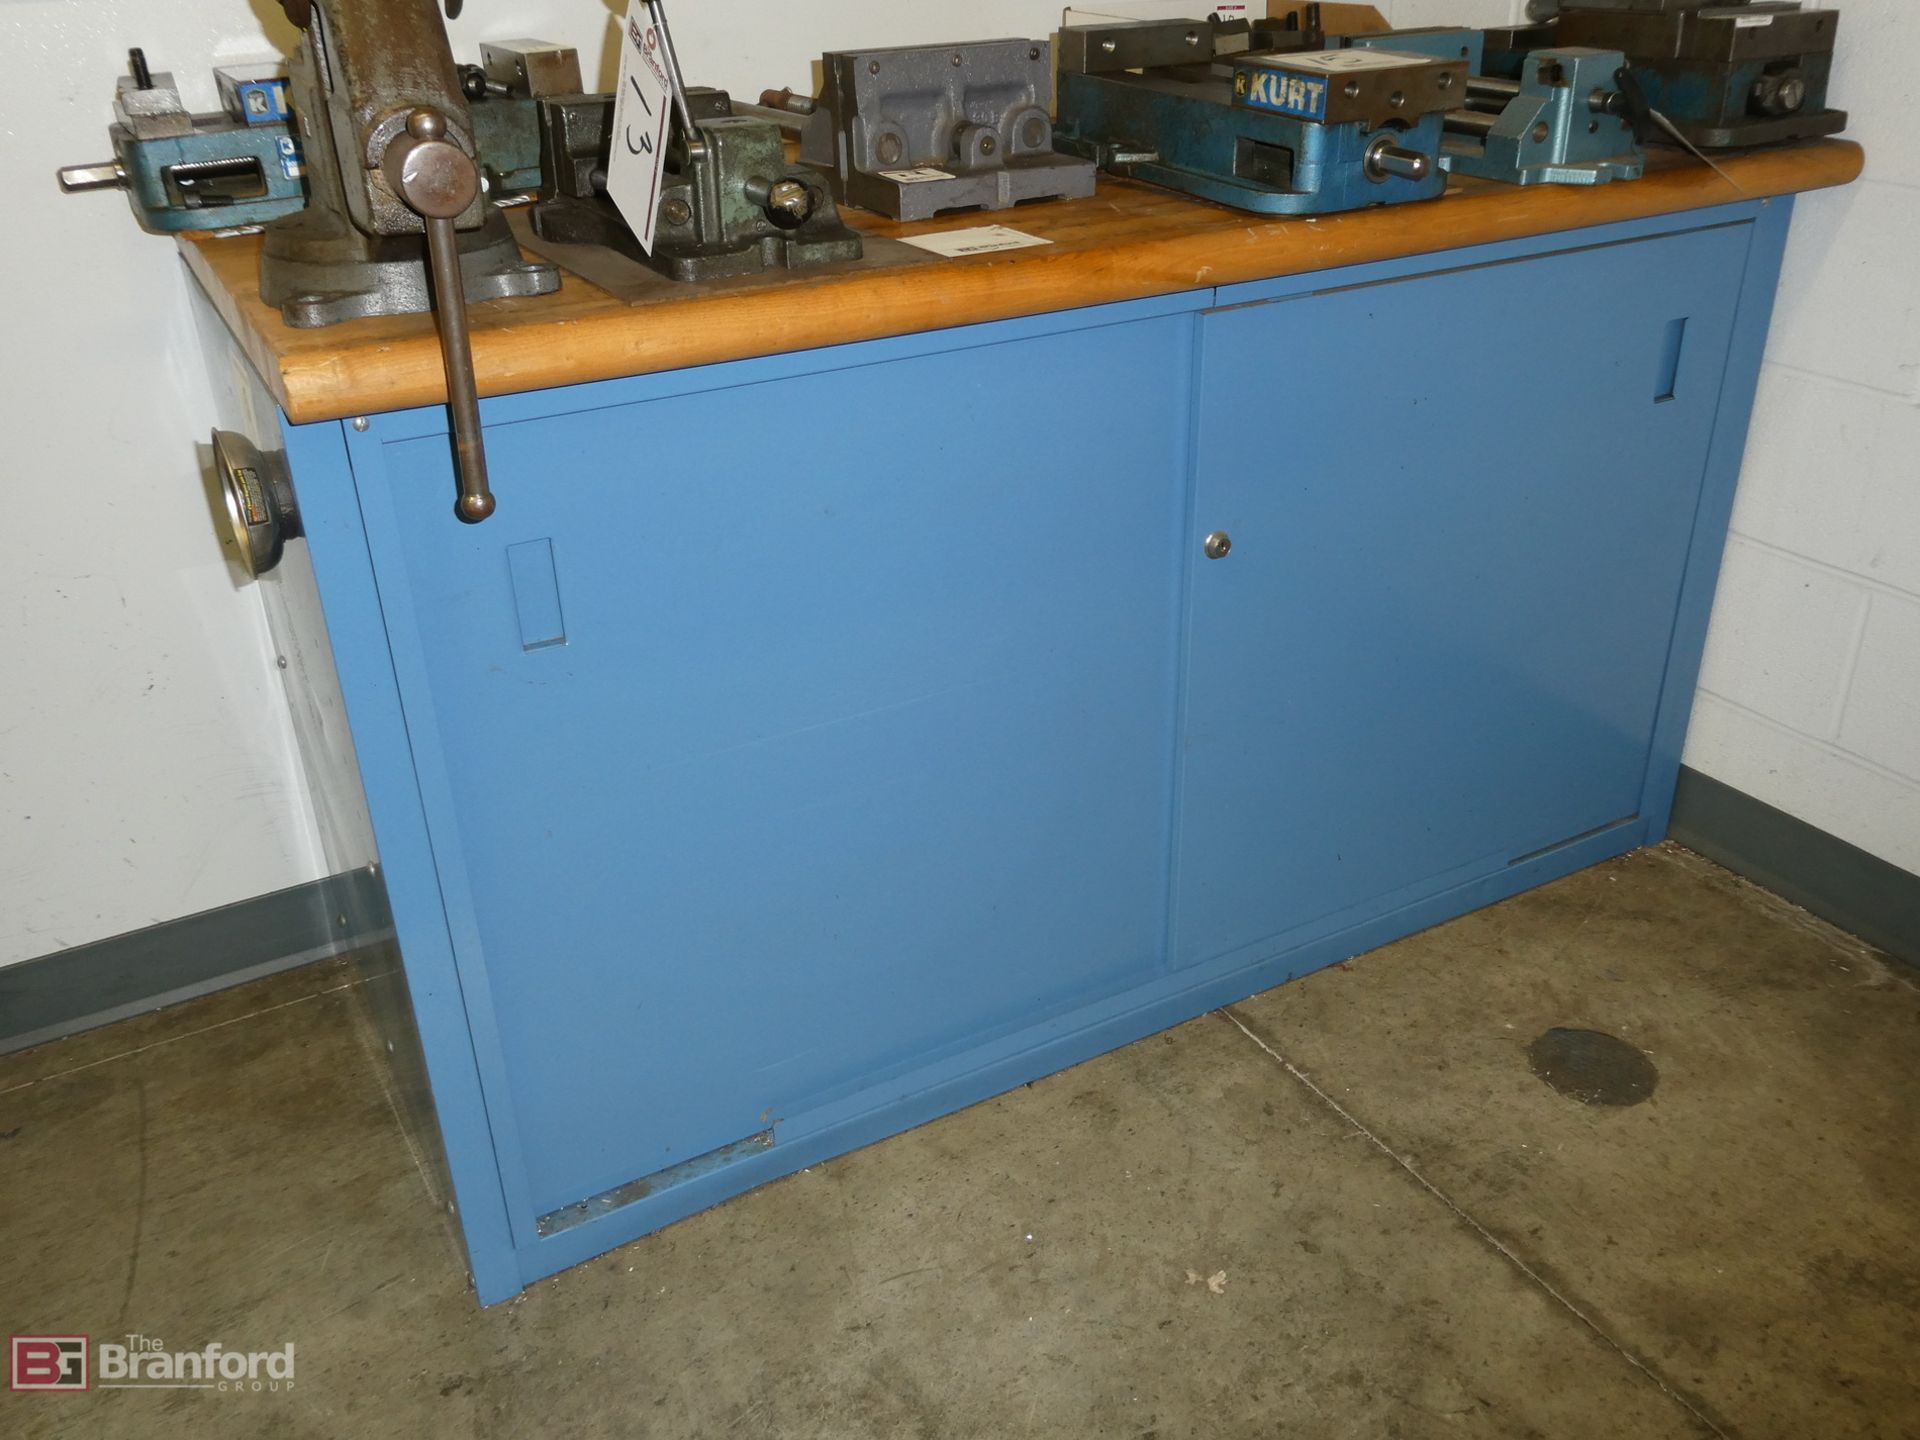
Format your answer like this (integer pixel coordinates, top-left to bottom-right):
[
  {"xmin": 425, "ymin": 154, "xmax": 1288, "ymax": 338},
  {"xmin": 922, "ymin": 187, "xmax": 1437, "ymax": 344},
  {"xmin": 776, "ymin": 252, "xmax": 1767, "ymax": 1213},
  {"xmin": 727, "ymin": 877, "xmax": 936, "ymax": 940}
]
[{"xmin": 530, "ymin": 88, "xmax": 862, "ymax": 284}]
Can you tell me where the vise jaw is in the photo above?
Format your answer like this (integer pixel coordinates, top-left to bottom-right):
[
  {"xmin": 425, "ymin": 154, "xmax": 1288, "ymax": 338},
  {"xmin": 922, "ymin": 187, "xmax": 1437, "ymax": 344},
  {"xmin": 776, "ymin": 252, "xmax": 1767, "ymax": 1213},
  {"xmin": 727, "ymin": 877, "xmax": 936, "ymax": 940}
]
[{"xmin": 791, "ymin": 41, "xmax": 1097, "ymax": 222}]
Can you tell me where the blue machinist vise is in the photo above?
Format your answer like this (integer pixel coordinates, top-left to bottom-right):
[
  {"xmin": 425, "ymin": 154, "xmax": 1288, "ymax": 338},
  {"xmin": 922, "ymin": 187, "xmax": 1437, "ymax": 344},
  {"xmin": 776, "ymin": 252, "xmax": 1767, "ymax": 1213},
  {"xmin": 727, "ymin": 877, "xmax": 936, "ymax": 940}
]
[
  {"xmin": 57, "ymin": 49, "xmax": 306, "ymax": 233},
  {"xmin": 1342, "ymin": 30, "xmax": 1645, "ymax": 186},
  {"xmin": 1054, "ymin": 19, "xmax": 1460, "ymax": 217}
]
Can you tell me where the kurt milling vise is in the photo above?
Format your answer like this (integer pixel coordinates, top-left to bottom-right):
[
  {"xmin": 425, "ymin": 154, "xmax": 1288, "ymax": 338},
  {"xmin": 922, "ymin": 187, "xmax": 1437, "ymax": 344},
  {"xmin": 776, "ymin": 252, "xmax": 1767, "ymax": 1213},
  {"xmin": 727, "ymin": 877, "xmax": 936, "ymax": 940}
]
[
  {"xmin": 757, "ymin": 41, "xmax": 1096, "ymax": 222},
  {"xmin": 1523, "ymin": 0, "xmax": 1845, "ymax": 148},
  {"xmin": 1052, "ymin": 18, "xmax": 1463, "ymax": 216},
  {"xmin": 262, "ymin": 0, "xmax": 562, "ymax": 524},
  {"xmin": 1341, "ymin": 29, "xmax": 1645, "ymax": 185},
  {"xmin": 58, "ymin": 50, "xmax": 307, "ymax": 232}
]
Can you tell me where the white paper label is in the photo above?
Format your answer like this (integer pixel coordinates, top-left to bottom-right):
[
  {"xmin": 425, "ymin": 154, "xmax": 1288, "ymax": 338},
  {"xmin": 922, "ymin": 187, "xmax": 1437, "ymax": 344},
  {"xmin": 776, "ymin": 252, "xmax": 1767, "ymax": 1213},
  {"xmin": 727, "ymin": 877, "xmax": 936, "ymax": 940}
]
[
  {"xmin": 1732, "ymin": 13, "xmax": 1776, "ymax": 25},
  {"xmin": 879, "ymin": 168, "xmax": 957, "ymax": 184},
  {"xmin": 604, "ymin": 0, "xmax": 673, "ymax": 256},
  {"xmin": 900, "ymin": 226, "xmax": 1053, "ymax": 258}
]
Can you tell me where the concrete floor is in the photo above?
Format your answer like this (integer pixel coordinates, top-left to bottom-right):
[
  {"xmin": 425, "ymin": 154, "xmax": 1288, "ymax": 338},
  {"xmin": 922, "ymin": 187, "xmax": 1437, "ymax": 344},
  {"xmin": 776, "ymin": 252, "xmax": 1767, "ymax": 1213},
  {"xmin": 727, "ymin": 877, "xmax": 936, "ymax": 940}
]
[{"xmin": 3, "ymin": 844, "xmax": 1917, "ymax": 1439}]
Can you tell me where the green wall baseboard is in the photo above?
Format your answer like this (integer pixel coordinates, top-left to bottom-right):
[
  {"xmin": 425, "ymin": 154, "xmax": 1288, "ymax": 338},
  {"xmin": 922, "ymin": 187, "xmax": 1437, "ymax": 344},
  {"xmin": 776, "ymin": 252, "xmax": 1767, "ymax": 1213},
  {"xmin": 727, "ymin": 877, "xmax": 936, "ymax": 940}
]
[
  {"xmin": 0, "ymin": 869, "xmax": 393, "ymax": 1057},
  {"xmin": 1670, "ymin": 766, "xmax": 1918, "ymax": 969}
]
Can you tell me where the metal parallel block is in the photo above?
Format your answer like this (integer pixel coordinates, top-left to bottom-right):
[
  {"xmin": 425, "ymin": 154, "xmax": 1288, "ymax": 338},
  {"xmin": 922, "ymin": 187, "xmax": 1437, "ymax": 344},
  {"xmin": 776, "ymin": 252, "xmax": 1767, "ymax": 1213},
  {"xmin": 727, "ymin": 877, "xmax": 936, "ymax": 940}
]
[
  {"xmin": 480, "ymin": 39, "xmax": 585, "ymax": 98},
  {"xmin": 531, "ymin": 90, "xmax": 863, "ymax": 284},
  {"xmin": 1058, "ymin": 19, "xmax": 1227, "ymax": 73},
  {"xmin": 795, "ymin": 40, "xmax": 1096, "ymax": 222},
  {"xmin": 114, "ymin": 67, "xmax": 193, "ymax": 139},
  {"xmin": 1053, "ymin": 13, "xmax": 1321, "ymax": 80}
]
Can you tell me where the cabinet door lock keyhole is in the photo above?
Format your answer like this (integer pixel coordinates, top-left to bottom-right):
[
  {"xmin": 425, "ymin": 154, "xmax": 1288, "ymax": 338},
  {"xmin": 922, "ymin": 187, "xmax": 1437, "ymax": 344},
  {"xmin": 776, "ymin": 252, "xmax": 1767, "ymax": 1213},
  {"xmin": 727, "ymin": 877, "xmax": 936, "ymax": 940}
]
[{"xmin": 1204, "ymin": 531, "xmax": 1233, "ymax": 560}]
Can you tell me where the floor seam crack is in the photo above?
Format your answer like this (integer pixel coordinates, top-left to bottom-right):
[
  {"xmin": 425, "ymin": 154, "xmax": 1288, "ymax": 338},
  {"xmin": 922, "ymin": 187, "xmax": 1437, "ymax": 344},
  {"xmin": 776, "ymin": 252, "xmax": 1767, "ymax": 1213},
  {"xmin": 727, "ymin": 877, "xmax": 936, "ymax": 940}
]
[
  {"xmin": 0, "ymin": 977, "xmax": 373, "ymax": 1099},
  {"xmin": 1217, "ymin": 1005, "xmax": 1732, "ymax": 1440}
]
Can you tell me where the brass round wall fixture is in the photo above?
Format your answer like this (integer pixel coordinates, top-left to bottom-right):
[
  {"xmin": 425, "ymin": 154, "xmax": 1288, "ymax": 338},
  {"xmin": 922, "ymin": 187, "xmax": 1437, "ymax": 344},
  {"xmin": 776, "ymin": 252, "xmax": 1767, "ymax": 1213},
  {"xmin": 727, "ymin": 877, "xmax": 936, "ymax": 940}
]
[{"xmin": 213, "ymin": 429, "xmax": 302, "ymax": 576}]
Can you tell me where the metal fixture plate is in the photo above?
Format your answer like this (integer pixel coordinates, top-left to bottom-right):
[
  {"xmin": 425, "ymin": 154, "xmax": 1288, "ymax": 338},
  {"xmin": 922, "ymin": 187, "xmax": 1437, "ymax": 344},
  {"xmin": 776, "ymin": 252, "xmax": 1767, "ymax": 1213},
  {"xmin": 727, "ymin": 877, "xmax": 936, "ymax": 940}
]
[{"xmin": 792, "ymin": 40, "xmax": 1096, "ymax": 222}]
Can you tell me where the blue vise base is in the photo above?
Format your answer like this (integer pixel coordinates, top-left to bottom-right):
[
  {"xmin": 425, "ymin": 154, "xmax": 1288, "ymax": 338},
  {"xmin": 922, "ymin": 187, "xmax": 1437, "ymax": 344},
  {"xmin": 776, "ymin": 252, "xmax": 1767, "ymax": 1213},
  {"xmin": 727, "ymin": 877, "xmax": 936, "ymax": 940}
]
[
  {"xmin": 111, "ymin": 114, "xmax": 306, "ymax": 234},
  {"xmin": 1054, "ymin": 49, "xmax": 1459, "ymax": 217}
]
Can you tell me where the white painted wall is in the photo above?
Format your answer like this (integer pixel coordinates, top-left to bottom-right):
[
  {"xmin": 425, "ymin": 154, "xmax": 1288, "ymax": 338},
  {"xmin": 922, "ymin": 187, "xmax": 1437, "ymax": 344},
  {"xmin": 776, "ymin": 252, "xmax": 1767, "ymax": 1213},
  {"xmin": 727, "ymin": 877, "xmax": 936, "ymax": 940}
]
[
  {"xmin": 1, "ymin": 0, "xmax": 1109, "ymax": 973},
  {"xmin": 1684, "ymin": 0, "xmax": 1920, "ymax": 875},
  {"xmin": 0, "ymin": 2, "xmax": 319, "ymax": 970}
]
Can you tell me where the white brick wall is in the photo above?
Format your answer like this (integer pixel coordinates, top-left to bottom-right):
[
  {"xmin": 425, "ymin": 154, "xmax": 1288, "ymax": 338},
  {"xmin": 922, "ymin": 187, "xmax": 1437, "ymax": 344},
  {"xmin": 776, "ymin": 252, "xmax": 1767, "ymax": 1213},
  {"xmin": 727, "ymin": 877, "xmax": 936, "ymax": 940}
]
[{"xmin": 1685, "ymin": 0, "xmax": 1920, "ymax": 876}]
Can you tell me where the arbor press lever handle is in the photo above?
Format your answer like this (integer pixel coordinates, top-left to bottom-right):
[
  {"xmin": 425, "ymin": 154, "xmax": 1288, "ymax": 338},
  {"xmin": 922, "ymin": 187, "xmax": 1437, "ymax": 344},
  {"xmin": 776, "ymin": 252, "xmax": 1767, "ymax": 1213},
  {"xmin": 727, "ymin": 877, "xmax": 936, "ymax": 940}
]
[{"xmin": 384, "ymin": 107, "xmax": 495, "ymax": 523}]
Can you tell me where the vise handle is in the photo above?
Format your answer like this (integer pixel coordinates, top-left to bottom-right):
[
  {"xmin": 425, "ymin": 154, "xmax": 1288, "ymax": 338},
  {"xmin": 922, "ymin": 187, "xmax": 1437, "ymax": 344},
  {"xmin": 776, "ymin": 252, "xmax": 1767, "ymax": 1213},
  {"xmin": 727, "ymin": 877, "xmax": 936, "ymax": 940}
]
[{"xmin": 385, "ymin": 107, "xmax": 495, "ymax": 523}]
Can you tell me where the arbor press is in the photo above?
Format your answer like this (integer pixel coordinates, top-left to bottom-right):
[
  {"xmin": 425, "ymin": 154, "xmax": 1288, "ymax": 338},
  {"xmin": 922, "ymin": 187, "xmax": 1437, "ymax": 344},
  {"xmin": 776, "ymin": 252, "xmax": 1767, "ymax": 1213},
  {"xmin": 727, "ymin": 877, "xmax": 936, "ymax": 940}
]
[
  {"xmin": 758, "ymin": 40, "xmax": 1096, "ymax": 222},
  {"xmin": 1053, "ymin": 19, "xmax": 1460, "ymax": 216},
  {"xmin": 1528, "ymin": 0, "xmax": 1846, "ymax": 148}
]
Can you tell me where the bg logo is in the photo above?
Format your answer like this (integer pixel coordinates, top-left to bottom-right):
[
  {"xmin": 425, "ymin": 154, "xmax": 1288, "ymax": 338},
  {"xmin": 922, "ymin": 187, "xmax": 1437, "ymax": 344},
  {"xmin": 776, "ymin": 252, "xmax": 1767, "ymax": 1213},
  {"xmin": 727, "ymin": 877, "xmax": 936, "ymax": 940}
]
[{"xmin": 11, "ymin": 1335, "xmax": 89, "ymax": 1391}]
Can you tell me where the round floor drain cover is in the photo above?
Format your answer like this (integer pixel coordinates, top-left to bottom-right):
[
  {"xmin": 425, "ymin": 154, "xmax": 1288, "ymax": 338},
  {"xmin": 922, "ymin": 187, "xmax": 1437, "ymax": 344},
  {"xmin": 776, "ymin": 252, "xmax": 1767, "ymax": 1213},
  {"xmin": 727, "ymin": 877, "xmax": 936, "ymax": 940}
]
[{"xmin": 1527, "ymin": 1028, "xmax": 1658, "ymax": 1107}]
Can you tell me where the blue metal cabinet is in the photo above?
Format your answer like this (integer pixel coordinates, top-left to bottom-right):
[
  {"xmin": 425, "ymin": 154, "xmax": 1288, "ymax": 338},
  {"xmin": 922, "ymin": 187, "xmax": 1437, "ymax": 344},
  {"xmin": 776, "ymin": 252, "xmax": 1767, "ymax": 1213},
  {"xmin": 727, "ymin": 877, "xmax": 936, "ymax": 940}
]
[
  {"xmin": 356, "ymin": 311, "xmax": 1199, "ymax": 1222},
  {"xmin": 1174, "ymin": 223, "xmax": 1752, "ymax": 969},
  {"xmin": 264, "ymin": 201, "xmax": 1792, "ymax": 1302}
]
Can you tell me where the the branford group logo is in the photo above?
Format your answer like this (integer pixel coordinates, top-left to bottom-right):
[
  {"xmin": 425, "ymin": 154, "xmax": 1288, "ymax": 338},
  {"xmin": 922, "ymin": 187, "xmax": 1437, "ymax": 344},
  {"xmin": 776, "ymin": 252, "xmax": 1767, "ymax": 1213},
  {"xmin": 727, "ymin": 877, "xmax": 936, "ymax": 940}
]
[
  {"xmin": 11, "ymin": 1336, "xmax": 89, "ymax": 1391},
  {"xmin": 11, "ymin": 1333, "xmax": 296, "ymax": 1394}
]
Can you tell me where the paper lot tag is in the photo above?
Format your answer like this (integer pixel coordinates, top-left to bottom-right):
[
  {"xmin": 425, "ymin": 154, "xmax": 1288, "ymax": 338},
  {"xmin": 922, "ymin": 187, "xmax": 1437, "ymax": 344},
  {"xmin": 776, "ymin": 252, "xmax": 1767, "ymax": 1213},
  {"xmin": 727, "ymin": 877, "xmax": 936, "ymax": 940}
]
[{"xmin": 605, "ymin": 0, "xmax": 674, "ymax": 255}]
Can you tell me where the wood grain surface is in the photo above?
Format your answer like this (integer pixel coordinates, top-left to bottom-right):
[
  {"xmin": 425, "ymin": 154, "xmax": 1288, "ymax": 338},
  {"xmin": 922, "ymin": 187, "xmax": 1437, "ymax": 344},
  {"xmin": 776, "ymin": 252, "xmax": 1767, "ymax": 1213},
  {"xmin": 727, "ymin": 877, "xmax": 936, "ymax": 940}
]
[{"xmin": 179, "ymin": 141, "xmax": 1862, "ymax": 424}]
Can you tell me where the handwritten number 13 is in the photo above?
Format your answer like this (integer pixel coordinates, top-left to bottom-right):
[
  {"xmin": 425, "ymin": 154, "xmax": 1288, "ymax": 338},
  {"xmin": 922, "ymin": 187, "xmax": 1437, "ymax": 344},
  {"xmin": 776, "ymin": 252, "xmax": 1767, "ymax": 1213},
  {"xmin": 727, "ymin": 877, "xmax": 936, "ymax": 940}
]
[{"xmin": 625, "ymin": 73, "xmax": 655, "ymax": 155}]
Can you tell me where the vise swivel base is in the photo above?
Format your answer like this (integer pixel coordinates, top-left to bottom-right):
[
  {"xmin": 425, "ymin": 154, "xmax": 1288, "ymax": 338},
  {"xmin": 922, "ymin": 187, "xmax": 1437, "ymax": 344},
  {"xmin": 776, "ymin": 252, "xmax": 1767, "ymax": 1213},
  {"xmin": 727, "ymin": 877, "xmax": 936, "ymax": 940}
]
[
  {"xmin": 1055, "ymin": 21, "xmax": 1462, "ymax": 217},
  {"xmin": 531, "ymin": 88, "xmax": 861, "ymax": 284},
  {"xmin": 773, "ymin": 40, "xmax": 1096, "ymax": 223}
]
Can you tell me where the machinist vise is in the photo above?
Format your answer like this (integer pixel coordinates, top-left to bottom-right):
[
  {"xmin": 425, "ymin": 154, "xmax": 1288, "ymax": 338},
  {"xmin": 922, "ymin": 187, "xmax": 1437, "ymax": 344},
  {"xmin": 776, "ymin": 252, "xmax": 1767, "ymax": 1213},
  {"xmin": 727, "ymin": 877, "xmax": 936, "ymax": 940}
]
[{"xmin": 1053, "ymin": 18, "xmax": 1461, "ymax": 217}]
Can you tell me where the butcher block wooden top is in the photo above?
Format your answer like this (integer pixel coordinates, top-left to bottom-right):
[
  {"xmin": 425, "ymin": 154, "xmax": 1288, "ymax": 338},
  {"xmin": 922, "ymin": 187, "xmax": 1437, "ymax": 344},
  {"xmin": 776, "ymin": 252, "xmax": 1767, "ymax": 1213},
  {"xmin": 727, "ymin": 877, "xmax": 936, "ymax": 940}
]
[{"xmin": 181, "ymin": 140, "xmax": 1861, "ymax": 425}]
